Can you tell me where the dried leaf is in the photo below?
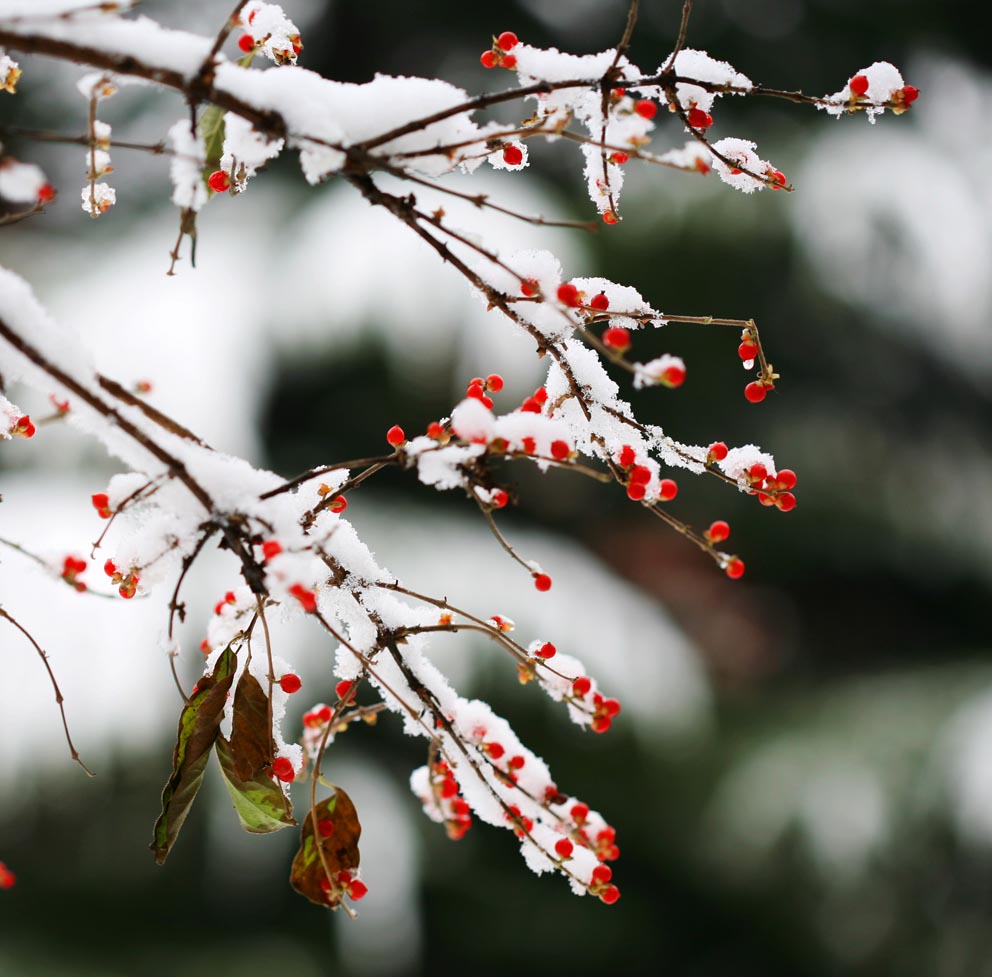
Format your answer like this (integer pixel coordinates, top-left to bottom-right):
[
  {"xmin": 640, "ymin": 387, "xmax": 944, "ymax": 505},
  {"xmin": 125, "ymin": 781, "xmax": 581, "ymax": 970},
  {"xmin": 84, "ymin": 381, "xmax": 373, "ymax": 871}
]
[
  {"xmin": 198, "ymin": 103, "xmax": 226, "ymax": 172},
  {"xmin": 150, "ymin": 646, "xmax": 235, "ymax": 864},
  {"xmin": 229, "ymin": 670, "xmax": 274, "ymax": 780},
  {"xmin": 290, "ymin": 787, "xmax": 362, "ymax": 909},
  {"xmin": 214, "ymin": 734, "xmax": 295, "ymax": 834}
]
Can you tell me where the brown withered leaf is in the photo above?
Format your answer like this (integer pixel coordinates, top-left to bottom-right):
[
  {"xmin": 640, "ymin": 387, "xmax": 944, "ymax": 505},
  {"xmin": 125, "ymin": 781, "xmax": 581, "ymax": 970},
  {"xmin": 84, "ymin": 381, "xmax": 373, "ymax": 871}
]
[
  {"xmin": 150, "ymin": 646, "xmax": 235, "ymax": 864},
  {"xmin": 214, "ymin": 734, "xmax": 295, "ymax": 834},
  {"xmin": 289, "ymin": 787, "xmax": 362, "ymax": 909},
  {"xmin": 229, "ymin": 670, "xmax": 274, "ymax": 781}
]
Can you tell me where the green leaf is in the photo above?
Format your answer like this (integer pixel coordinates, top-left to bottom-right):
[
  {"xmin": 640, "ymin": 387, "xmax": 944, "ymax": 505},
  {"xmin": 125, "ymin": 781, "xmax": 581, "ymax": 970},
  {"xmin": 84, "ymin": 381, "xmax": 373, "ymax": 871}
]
[
  {"xmin": 150, "ymin": 646, "xmax": 236, "ymax": 864},
  {"xmin": 214, "ymin": 735, "xmax": 296, "ymax": 834},
  {"xmin": 198, "ymin": 103, "xmax": 226, "ymax": 173},
  {"xmin": 229, "ymin": 671, "xmax": 274, "ymax": 781},
  {"xmin": 290, "ymin": 788, "xmax": 362, "ymax": 909}
]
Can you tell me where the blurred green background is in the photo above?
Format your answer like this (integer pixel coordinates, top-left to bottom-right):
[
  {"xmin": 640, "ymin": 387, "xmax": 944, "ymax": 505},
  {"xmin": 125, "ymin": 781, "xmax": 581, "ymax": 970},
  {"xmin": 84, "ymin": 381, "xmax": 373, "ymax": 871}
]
[{"xmin": 3, "ymin": 0, "xmax": 991, "ymax": 975}]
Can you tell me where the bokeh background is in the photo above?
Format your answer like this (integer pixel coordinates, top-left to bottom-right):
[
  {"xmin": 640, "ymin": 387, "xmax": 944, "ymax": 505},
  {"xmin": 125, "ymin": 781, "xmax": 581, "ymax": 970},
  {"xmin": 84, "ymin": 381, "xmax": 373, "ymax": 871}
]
[{"xmin": 2, "ymin": 0, "xmax": 990, "ymax": 974}]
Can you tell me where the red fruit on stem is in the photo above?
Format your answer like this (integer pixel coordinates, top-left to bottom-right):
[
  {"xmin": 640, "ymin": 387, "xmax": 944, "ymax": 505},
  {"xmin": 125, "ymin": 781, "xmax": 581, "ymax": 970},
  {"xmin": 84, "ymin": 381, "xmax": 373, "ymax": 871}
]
[
  {"xmin": 707, "ymin": 520, "xmax": 730, "ymax": 543},
  {"xmin": 600, "ymin": 885, "xmax": 621, "ymax": 905},
  {"xmin": 537, "ymin": 642, "xmax": 556, "ymax": 660},
  {"xmin": 262, "ymin": 539, "xmax": 282, "ymax": 561},
  {"xmin": 630, "ymin": 465, "xmax": 651, "ymax": 485},
  {"xmin": 590, "ymin": 292, "xmax": 610, "ymax": 311},
  {"xmin": 776, "ymin": 468, "xmax": 797, "ymax": 489},
  {"xmin": 237, "ymin": 33, "xmax": 255, "ymax": 52},
  {"xmin": 687, "ymin": 107, "xmax": 713, "ymax": 129},
  {"xmin": 533, "ymin": 572, "xmax": 552, "ymax": 592},
  {"xmin": 491, "ymin": 489, "xmax": 509, "ymax": 509},
  {"xmin": 550, "ymin": 440, "xmax": 570, "ymax": 461},
  {"xmin": 509, "ymin": 755, "xmax": 526, "ymax": 770},
  {"xmin": 557, "ymin": 282, "xmax": 581, "ymax": 307},
  {"xmin": 336, "ymin": 679, "xmax": 355, "ymax": 700},
  {"xmin": 634, "ymin": 99, "xmax": 657, "ymax": 119},
  {"xmin": 480, "ymin": 50, "xmax": 497, "ymax": 68},
  {"xmin": 744, "ymin": 381, "xmax": 767, "ymax": 403},
  {"xmin": 497, "ymin": 31, "xmax": 518, "ymax": 51},
  {"xmin": 572, "ymin": 676, "xmax": 592, "ymax": 697},
  {"xmin": 272, "ymin": 757, "xmax": 295, "ymax": 782},
  {"xmin": 279, "ymin": 674, "xmax": 302, "ymax": 694},
  {"xmin": 13, "ymin": 416, "xmax": 35, "ymax": 438},
  {"xmin": 208, "ymin": 170, "xmax": 230, "ymax": 194},
  {"xmin": 288, "ymin": 583, "xmax": 317, "ymax": 613},
  {"xmin": 521, "ymin": 396, "xmax": 542, "ymax": 413},
  {"xmin": 37, "ymin": 183, "xmax": 56, "ymax": 203},
  {"xmin": 485, "ymin": 373, "xmax": 504, "ymax": 392},
  {"xmin": 91, "ymin": 493, "xmax": 112, "ymax": 519},
  {"xmin": 502, "ymin": 144, "xmax": 523, "ymax": 166},
  {"xmin": 347, "ymin": 880, "xmax": 369, "ymax": 900},
  {"xmin": 555, "ymin": 838, "xmax": 574, "ymax": 858},
  {"xmin": 386, "ymin": 424, "xmax": 406, "ymax": 447},
  {"xmin": 725, "ymin": 558, "xmax": 746, "ymax": 580},
  {"xmin": 591, "ymin": 864, "xmax": 612, "ymax": 884},
  {"xmin": 486, "ymin": 742, "xmax": 505, "ymax": 759},
  {"xmin": 603, "ymin": 326, "xmax": 630, "ymax": 351},
  {"xmin": 602, "ymin": 210, "xmax": 620, "ymax": 225},
  {"xmin": 659, "ymin": 478, "xmax": 678, "ymax": 501},
  {"xmin": 707, "ymin": 441, "xmax": 728, "ymax": 463},
  {"xmin": 849, "ymin": 74, "xmax": 869, "ymax": 97},
  {"xmin": 104, "ymin": 559, "xmax": 117, "ymax": 577},
  {"xmin": 329, "ymin": 495, "xmax": 347, "ymax": 513},
  {"xmin": 521, "ymin": 278, "xmax": 539, "ymax": 296},
  {"xmin": 661, "ymin": 364, "xmax": 686, "ymax": 388},
  {"xmin": 618, "ymin": 445, "xmax": 636, "ymax": 468},
  {"xmin": 901, "ymin": 85, "xmax": 919, "ymax": 104},
  {"xmin": 748, "ymin": 463, "xmax": 767, "ymax": 483},
  {"xmin": 626, "ymin": 482, "xmax": 646, "ymax": 501},
  {"xmin": 501, "ymin": 54, "xmax": 517, "ymax": 69},
  {"xmin": 775, "ymin": 491, "xmax": 797, "ymax": 512},
  {"xmin": 591, "ymin": 715, "xmax": 612, "ymax": 734},
  {"xmin": 738, "ymin": 340, "xmax": 757, "ymax": 360},
  {"xmin": 609, "ymin": 152, "xmax": 629, "ymax": 165}
]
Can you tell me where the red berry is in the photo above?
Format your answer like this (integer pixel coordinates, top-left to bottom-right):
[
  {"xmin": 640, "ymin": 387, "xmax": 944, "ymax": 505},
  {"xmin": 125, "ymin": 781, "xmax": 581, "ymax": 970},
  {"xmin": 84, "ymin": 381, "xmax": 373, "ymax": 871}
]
[
  {"xmin": 289, "ymin": 583, "xmax": 317, "ymax": 613},
  {"xmin": 536, "ymin": 642, "xmax": 556, "ymax": 660},
  {"xmin": 12, "ymin": 415, "xmax": 35, "ymax": 438},
  {"xmin": 603, "ymin": 698, "xmax": 621, "ymax": 717},
  {"xmin": 626, "ymin": 481, "xmax": 646, "ymax": 501},
  {"xmin": 521, "ymin": 396, "xmax": 542, "ymax": 413},
  {"xmin": 661, "ymin": 364, "xmax": 686, "ymax": 388},
  {"xmin": 591, "ymin": 715, "xmax": 612, "ymax": 734},
  {"xmin": 775, "ymin": 491, "xmax": 797, "ymax": 512},
  {"xmin": 630, "ymin": 465, "xmax": 651, "ymax": 485},
  {"xmin": 501, "ymin": 54, "xmax": 517, "ymax": 69},
  {"xmin": 521, "ymin": 278, "xmax": 539, "ymax": 296},
  {"xmin": 748, "ymin": 463, "xmax": 767, "ymax": 483},
  {"xmin": 279, "ymin": 674, "xmax": 302, "ymax": 694},
  {"xmin": 603, "ymin": 326, "xmax": 630, "ymax": 351},
  {"xmin": 533, "ymin": 572, "xmax": 552, "ymax": 592},
  {"xmin": 725, "ymin": 558, "xmax": 745, "ymax": 580},
  {"xmin": 634, "ymin": 99, "xmax": 657, "ymax": 119},
  {"xmin": 497, "ymin": 31, "xmax": 518, "ymax": 51},
  {"xmin": 509, "ymin": 755, "xmax": 526, "ymax": 770},
  {"xmin": 104, "ymin": 559, "xmax": 117, "ymax": 577},
  {"xmin": 491, "ymin": 489, "xmax": 509, "ymax": 509},
  {"xmin": 602, "ymin": 210, "xmax": 619, "ymax": 225},
  {"xmin": 0, "ymin": 863, "xmax": 15, "ymax": 889},
  {"xmin": 776, "ymin": 468, "xmax": 797, "ymax": 489},
  {"xmin": 533, "ymin": 387, "xmax": 548, "ymax": 405},
  {"xmin": 426, "ymin": 421, "xmax": 445, "ymax": 440},
  {"xmin": 769, "ymin": 169, "xmax": 787, "ymax": 187},
  {"xmin": 608, "ymin": 152, "xmax": 629, "ymax": 165},
  {"xmin": 262, "ymin": 539, "xmax": 282, "ymax": 561},
  {"xmin": 555, "ymin": 838, "xmax": 574, "ymax": 858},
  {"xmin": 329, "ymin": 495, "xmax": 347, "ymax": 513},
  {"xmin": 687, "ymin": 107, "xmax": 713, "ymax": 129},
  {"xmin": 480, "ymin": 50, "xmax": 497, "ymax": 68},
  {"xmin": 707, "ymin": 520, "xmax": 730, "ymax": 543},
  {"xmin": 901, "ymin": 85, "xmax": 919, "ymax": 104},
  {"xmin": 502, "ymin": 144, "xmax": 523, "ymax": 166},
  {"xmin": 550, "ymin": 440, "xmax": 570, "ymax": 461},
  {"xmin": 849, "ymin": 74, "xmax": 869, "ymax": 97},
  {"xmin": 91, "ymin": 493, "xmax": 112, "ymax": 519},
  {"xmin": 207, "ymin": 170, "xmax": 230, "ymax": 193},
  {"xmin": 738, "ymin": 340, "xmax": 757, "ymax": 360},
  {"xmin": 317, "ymin": 818, "xmax": 335, "ymax": 837},
  {"xmin": 336, "ymin": 679, "xmax": 355, "ymax": 700},
  {"xmin": 572, "ymin": 676, "xmax": 592, "ymax": 697},
  {"xmin": 744, "ymin": 381, "xmax": 767, "ymax": 403},
  {"xmin": 485, "ymin": 373, "xmax": 504, "ymax": 392},
  {"xmin": 37, "ymin": 183, "xmax": 56, "ymax": 203},
  {"xmin": 386, "ymin": 424, "xmax": 406, "ymax": 446},
  {"xmin": 600, "ymin": 884, "xmax": 621, "ymax": 905},
  {"xmin": 707, "ymin": 441, "xmax": 728, "ymax": 463},
  {"xmin": 557, "ymin": 282, "xmax": 581, "ymax": 307},
  {"xmin": 591, "ymin": 864, "xmax": 612, "ymax": 884},
  {"xmin": 347, "ymin": 879, "xmax": 369, "ymax": 900},
  {"xmin": 590, "ymin": 292, "xmax": 610, "ymax": 311},
  {"xmin": 521, "ymin": 436, "xmax": 536, "ymax": 454},
  {"xmin": 238, "ymin": 33, "xmax": 255, "ymax": 52},
  {"xmin": 618, "ymin": 445, "xmax": 636, "ymax": 468},
  {"xmin": 272, "ymin": 757, "xmax": 295, "ymax": 782},
  {"xmin": 485, "ymin": 742, "xmax": 505, "ymax": 759}
]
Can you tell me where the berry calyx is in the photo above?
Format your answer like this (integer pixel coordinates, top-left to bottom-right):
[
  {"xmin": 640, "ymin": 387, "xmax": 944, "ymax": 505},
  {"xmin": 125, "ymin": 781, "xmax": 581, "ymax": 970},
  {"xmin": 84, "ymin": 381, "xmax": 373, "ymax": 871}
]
[
  {"xmin": 496, "ymin": 31, "xmax": 518, "ymax": 51},
  {"xmin": 207, "ymin": 170, "xmax": 230, "ymax": 193},
  {"xmin": 91, "ymin": 493, "xmax": 112, "ymax": 519},
  {"xmin": 480, "ymin": 50, "xmax": 497, "ymax": 68},
  {"xmin": 555, "ymin": 837, "xmax": 574, "ymax": 858},
  {"xmin": 279, "ymin": 674, "xmax": 302, "ymax": 694},
  {"xmin": 272, "ymin": 757, "xmax": 295, "ymax": 782},
  {"xmin": 634, "ymin": 99, "xmax": 657, "ymax": 119},
  {"xmin": 502, "ymin": 144, "xmax": 523, "ymax": 166},
  {"xmin": 386, "ymin": 424, "xmax": 406, "ymax": 447},
  {"xmin": 744, "ymin": 381, "xmax": 768, "ymax": 403},
  {"xmin": 658, "ymin": 479, "xmax": 678, "ymax": 502},
  {"xmin": 725, "ymin": 558, "xmax": 745, "ymax": 580},
  {"xmin": 849, "ymin": 74, "xmax": 869, "ymax": 97},
  {"xmin": 603, "ymin": 326, "xmax": 630, "ymax": 351},
  {"xmin": 687, "ymin": 107, "xmax": 713, "ymax": 129},
  {"xmin": 707, "ymin": 441, "xmax": 728, "ymax": 463},
  {"xmin": 533, "ymin": 572, "xmax": 552, "ymax": 592},
  {"xmin": 590, "ymin": 292, "xmax": 610, "ymax": 311}
]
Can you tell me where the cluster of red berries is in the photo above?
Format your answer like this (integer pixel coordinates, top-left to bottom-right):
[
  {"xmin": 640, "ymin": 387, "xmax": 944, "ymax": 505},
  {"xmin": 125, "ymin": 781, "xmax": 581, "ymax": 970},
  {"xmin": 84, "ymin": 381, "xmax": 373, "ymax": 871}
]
[
  {"xmin": 569, "ymin": 676, "xmax": 620, "ymax": 733},
  {"xmin": 745, "ymin": 462, "xmax": 797, "ymax": 512},
  {"xmin": 271, "ymin": 756, "xmax": 296, "ymax": 783},
  {"xmin": 104, "ymin": 559, "xmax": 139, "ymax": 599},
  {"xmin": 10, "ymin": 415, "xmax": 35, "ymax": 438},
  {"xmin": 0, "ymin": 861, "xmax": 15, "ymax": 890},
  {"xmin": 465, "ymin": 373, "xmax": 503, "ymax": 410},
  {"xmin": 566, "ymin": 803, "xmax": 621, "ymax": 901},
  {"xmin": 431, "ymin": 758, "xmax": 473, "ymax": 840},
  {"xmin": 319, "ymin": 869, "xmax": 368, "ymax": 902},
  {"xmin": 848, "ymin": 74, "xmax": 919, "ymax": 109},
  {"xmin": 303, "ymin": 703, "xmax": 333, "ymax": 728},
  {"xmin": 615, "ymin": 444, "xmax": 676, "ymax": 503},
  {"xmin": 520, "ymin": 385, "xmax": 548, "ymax": 414},
  {"xmin": 288, "ymin": 583, "xmax": 317, "ymax": 613},
  {"xmin": 214, "ymin": 590, "xmax": 237, "ymax": 615},
  {"xmin": 480, "ymin": 31, "xmax": 518, "ymax": 70},
  {"xmin": 61, "ymin": 555, "xmax": 87, "ymax": 592},
  {"xmin": 235, "ymin": 9, "xmax": 302, "ymax": 59}
]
